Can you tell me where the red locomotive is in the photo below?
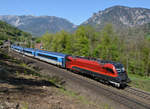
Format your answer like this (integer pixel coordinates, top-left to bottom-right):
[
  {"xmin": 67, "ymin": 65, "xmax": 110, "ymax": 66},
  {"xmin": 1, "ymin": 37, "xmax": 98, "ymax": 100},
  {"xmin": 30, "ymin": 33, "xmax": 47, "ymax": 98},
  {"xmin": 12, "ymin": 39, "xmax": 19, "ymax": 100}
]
[{"xmin": 66, "ymin": 56, "xmax": 130, "ymax": 87}]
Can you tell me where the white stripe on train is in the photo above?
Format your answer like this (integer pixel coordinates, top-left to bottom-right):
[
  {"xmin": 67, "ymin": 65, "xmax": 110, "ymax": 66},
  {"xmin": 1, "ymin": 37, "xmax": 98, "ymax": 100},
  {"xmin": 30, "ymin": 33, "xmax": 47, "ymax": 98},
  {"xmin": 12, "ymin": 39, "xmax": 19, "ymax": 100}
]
[{"xmin": 35, "ymin": 56, "xmax": 62, "ymax": 66}]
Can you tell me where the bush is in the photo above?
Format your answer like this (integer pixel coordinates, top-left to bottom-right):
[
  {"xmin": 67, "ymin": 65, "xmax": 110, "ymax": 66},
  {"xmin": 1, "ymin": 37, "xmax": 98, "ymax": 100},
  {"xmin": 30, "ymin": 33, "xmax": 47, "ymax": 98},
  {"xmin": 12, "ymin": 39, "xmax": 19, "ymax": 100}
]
[{"xmin": 0, "ymin": 40, "xmax": 3, "ymax": 45}]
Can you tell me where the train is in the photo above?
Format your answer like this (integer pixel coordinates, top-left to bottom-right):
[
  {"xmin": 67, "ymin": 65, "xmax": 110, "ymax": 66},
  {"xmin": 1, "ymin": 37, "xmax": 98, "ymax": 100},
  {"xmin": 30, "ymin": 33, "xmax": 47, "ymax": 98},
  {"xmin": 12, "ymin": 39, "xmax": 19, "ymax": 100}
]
[{"xmin": 11, "ymin": 45, "xmax": 131, "ymax": 87}]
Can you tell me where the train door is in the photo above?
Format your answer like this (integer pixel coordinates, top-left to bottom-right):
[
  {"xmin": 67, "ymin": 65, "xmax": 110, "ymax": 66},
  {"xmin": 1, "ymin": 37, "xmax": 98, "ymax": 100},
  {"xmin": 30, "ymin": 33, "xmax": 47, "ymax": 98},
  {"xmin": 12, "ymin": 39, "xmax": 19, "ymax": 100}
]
[{"xmin": 62, "ymin": 58, "xmax": 65, "ymax": 68}]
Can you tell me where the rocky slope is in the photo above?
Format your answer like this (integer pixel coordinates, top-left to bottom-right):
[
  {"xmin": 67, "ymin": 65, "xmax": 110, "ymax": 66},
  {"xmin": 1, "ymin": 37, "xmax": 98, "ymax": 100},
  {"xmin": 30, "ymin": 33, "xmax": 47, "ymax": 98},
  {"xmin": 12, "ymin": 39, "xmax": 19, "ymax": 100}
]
[{"xmin": 82, "ymin": 6, "xmax": 150, "ymax": 29}]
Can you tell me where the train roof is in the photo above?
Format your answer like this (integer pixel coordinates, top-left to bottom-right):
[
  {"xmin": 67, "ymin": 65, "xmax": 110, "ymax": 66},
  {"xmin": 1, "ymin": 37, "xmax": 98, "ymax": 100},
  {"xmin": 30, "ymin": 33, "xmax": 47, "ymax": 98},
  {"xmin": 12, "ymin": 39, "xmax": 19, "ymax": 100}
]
[
  {"xmin": 36, "ymin": 49, "xmax": 67, "ymax": 57},
  {"xmin": 24, "ymin": 48, "xmax": 35, "ymax": 51},
  {"xmin": 11, "ymin": 45, "xmax": 23, "ymax": 48},
  {"xmin": 11, "ymin": 45, "xmax": 27, "ymax": 48},
  {"xmin": 70, "ymin": 55, "xmax": 123, "ymax": 67},
  {"xmin": 11, "ymin": 45, "xmax": 67, "ymax": 57}
]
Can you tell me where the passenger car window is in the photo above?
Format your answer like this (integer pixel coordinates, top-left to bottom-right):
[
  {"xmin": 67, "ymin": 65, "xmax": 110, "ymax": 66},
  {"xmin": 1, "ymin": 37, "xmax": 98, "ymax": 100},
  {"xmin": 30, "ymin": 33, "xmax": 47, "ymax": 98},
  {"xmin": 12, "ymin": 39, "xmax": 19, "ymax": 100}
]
[{"xmin": 38, "ymin": 53, "xmax": 57, "ymax": 60}]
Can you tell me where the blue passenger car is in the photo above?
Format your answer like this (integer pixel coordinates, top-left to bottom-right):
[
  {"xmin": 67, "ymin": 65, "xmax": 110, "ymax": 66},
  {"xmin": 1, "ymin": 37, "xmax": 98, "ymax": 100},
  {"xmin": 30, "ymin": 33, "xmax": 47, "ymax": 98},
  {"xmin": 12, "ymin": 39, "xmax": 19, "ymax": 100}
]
[
  {"xmin": 23, "ymin": 48, "xmax": 35, "ymax": 57},
  {"xmin": 11, "ymin": 45, "xmax": 23, "ymax": 53},
  {"xmin": 35, "ymin": 50, "xmax": 67, "ymax": 68},
  {"xmin": 10, "ymin": 45, "xmax": 15, "ymax": 49}
]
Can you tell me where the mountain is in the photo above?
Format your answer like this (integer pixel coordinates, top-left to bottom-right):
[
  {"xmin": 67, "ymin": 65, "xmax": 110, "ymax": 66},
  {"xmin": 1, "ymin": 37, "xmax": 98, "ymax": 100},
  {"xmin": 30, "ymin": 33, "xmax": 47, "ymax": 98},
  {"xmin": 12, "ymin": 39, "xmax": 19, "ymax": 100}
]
[
  {"xmin": 82, "ymin": 6, "xmax": 150, "ymax": 29},
  {"xmin": 0, "ymin": 15, "xmax": 76, "ymax": 36},
  {"xmin": 1, "ymin": 6, "xmax": 150, "ymax": 36},
  {"xmin": 0, "ymin": 20, "xmax": 31, "ymax": 40}
]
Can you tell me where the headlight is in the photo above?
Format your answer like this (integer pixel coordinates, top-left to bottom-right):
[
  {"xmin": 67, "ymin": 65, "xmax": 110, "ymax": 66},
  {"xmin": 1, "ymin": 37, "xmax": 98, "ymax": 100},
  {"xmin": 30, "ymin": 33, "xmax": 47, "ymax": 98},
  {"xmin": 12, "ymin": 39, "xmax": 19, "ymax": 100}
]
[{"xmin": 122, "ymin": 67, "xmax": 125, "ymax": 71}]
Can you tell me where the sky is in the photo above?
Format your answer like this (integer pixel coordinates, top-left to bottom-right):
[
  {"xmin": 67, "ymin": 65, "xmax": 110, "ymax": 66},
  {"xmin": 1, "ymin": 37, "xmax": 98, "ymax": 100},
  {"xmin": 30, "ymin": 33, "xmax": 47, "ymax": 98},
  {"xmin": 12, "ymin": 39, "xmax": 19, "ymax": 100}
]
[{"xmin": 0, "ymin": 0, "xmax": 150, "ymax": 25}]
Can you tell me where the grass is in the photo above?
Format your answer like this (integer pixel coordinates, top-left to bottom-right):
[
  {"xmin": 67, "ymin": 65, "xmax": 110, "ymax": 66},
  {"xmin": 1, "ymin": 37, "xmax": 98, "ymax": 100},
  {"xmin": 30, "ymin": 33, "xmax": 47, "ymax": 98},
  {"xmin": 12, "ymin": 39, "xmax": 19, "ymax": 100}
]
[
  {"xmin": 19, "ymin": 61, "xmax": 65, "ymax": 88},
  {"xmin": 21, "ymin": 102, "xmax": 28, "ymax": 109},
  {"xmin": 0, "ymin": 49, "xmax": 63, "ymax": 88},
  {"xmin": 59, "ymin": 88, "xmax": 113, "ymax": 109},
  {"xmin": 128, "ymin": 73, "xmax": 150, "ymax": 92},
  {"xmin": 60, "ymin": 88, "xmax": 94, "ymax": 106}
]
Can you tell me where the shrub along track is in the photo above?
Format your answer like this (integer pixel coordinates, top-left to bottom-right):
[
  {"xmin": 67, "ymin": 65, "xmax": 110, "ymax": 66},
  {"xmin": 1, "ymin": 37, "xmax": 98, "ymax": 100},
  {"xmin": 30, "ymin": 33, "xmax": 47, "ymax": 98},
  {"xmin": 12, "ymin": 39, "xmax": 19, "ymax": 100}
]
[{"xmin": 9, "ymin": 50, "xmax": 150, "ymax": 109}]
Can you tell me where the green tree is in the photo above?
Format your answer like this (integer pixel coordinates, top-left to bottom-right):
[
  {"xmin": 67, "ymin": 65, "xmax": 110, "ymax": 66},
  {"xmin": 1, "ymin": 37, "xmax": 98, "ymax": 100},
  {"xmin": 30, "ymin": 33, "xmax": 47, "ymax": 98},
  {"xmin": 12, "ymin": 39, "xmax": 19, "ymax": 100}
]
[
  {"xmin": 41, "ymin": 32, "xmax": 54, "ymax": 50},
  {"xmin": 93, "ymin": 24, "xmax": 120, "ymax": 61},
  {"xmin": 72, "ymin": 26, "xmax": 90, "ymax": 56},
  {"xmin": 51, "ymin": 30, "xmax": 70, "ymax": 53}
]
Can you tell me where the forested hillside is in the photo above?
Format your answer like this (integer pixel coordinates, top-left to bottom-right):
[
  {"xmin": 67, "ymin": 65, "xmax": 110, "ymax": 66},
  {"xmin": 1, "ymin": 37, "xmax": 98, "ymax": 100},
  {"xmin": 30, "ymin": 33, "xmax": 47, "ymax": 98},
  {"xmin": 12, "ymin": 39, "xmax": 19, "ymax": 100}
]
[
  {"xmin": 39, "ymin": 24, "xmax": 150, "ymax": 77},
  {"xmin": 0, "ymin": 20, "xmax": 31, "ymax": 41}
]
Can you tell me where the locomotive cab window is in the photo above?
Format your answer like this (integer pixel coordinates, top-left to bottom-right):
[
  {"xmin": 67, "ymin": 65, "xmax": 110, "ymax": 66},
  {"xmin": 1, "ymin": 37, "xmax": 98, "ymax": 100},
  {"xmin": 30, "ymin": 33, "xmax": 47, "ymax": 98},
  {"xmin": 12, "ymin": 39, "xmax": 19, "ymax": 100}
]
[
  {"xmin": 103, "ymin": 67, "xmax": 114, "ymax": 74},
  {"xmin": 66, "ymin": 58, "xmax": 72, "ymax": 62}
]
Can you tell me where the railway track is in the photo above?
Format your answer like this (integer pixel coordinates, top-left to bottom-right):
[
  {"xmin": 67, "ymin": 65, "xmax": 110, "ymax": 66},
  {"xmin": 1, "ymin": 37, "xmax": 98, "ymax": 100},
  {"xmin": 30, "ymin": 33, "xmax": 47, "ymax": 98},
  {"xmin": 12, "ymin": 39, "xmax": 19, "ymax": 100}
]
[
  {"xmin": 124, "ymin": 86, "xmax": 150, "ymax": 101},
  {"xmin": 89, "ymin": 83, "xmax": 150, "ymax": 109},
  {"xmin": 9, "ymin": 50, "xmax": 150, "ymax": 109}
]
